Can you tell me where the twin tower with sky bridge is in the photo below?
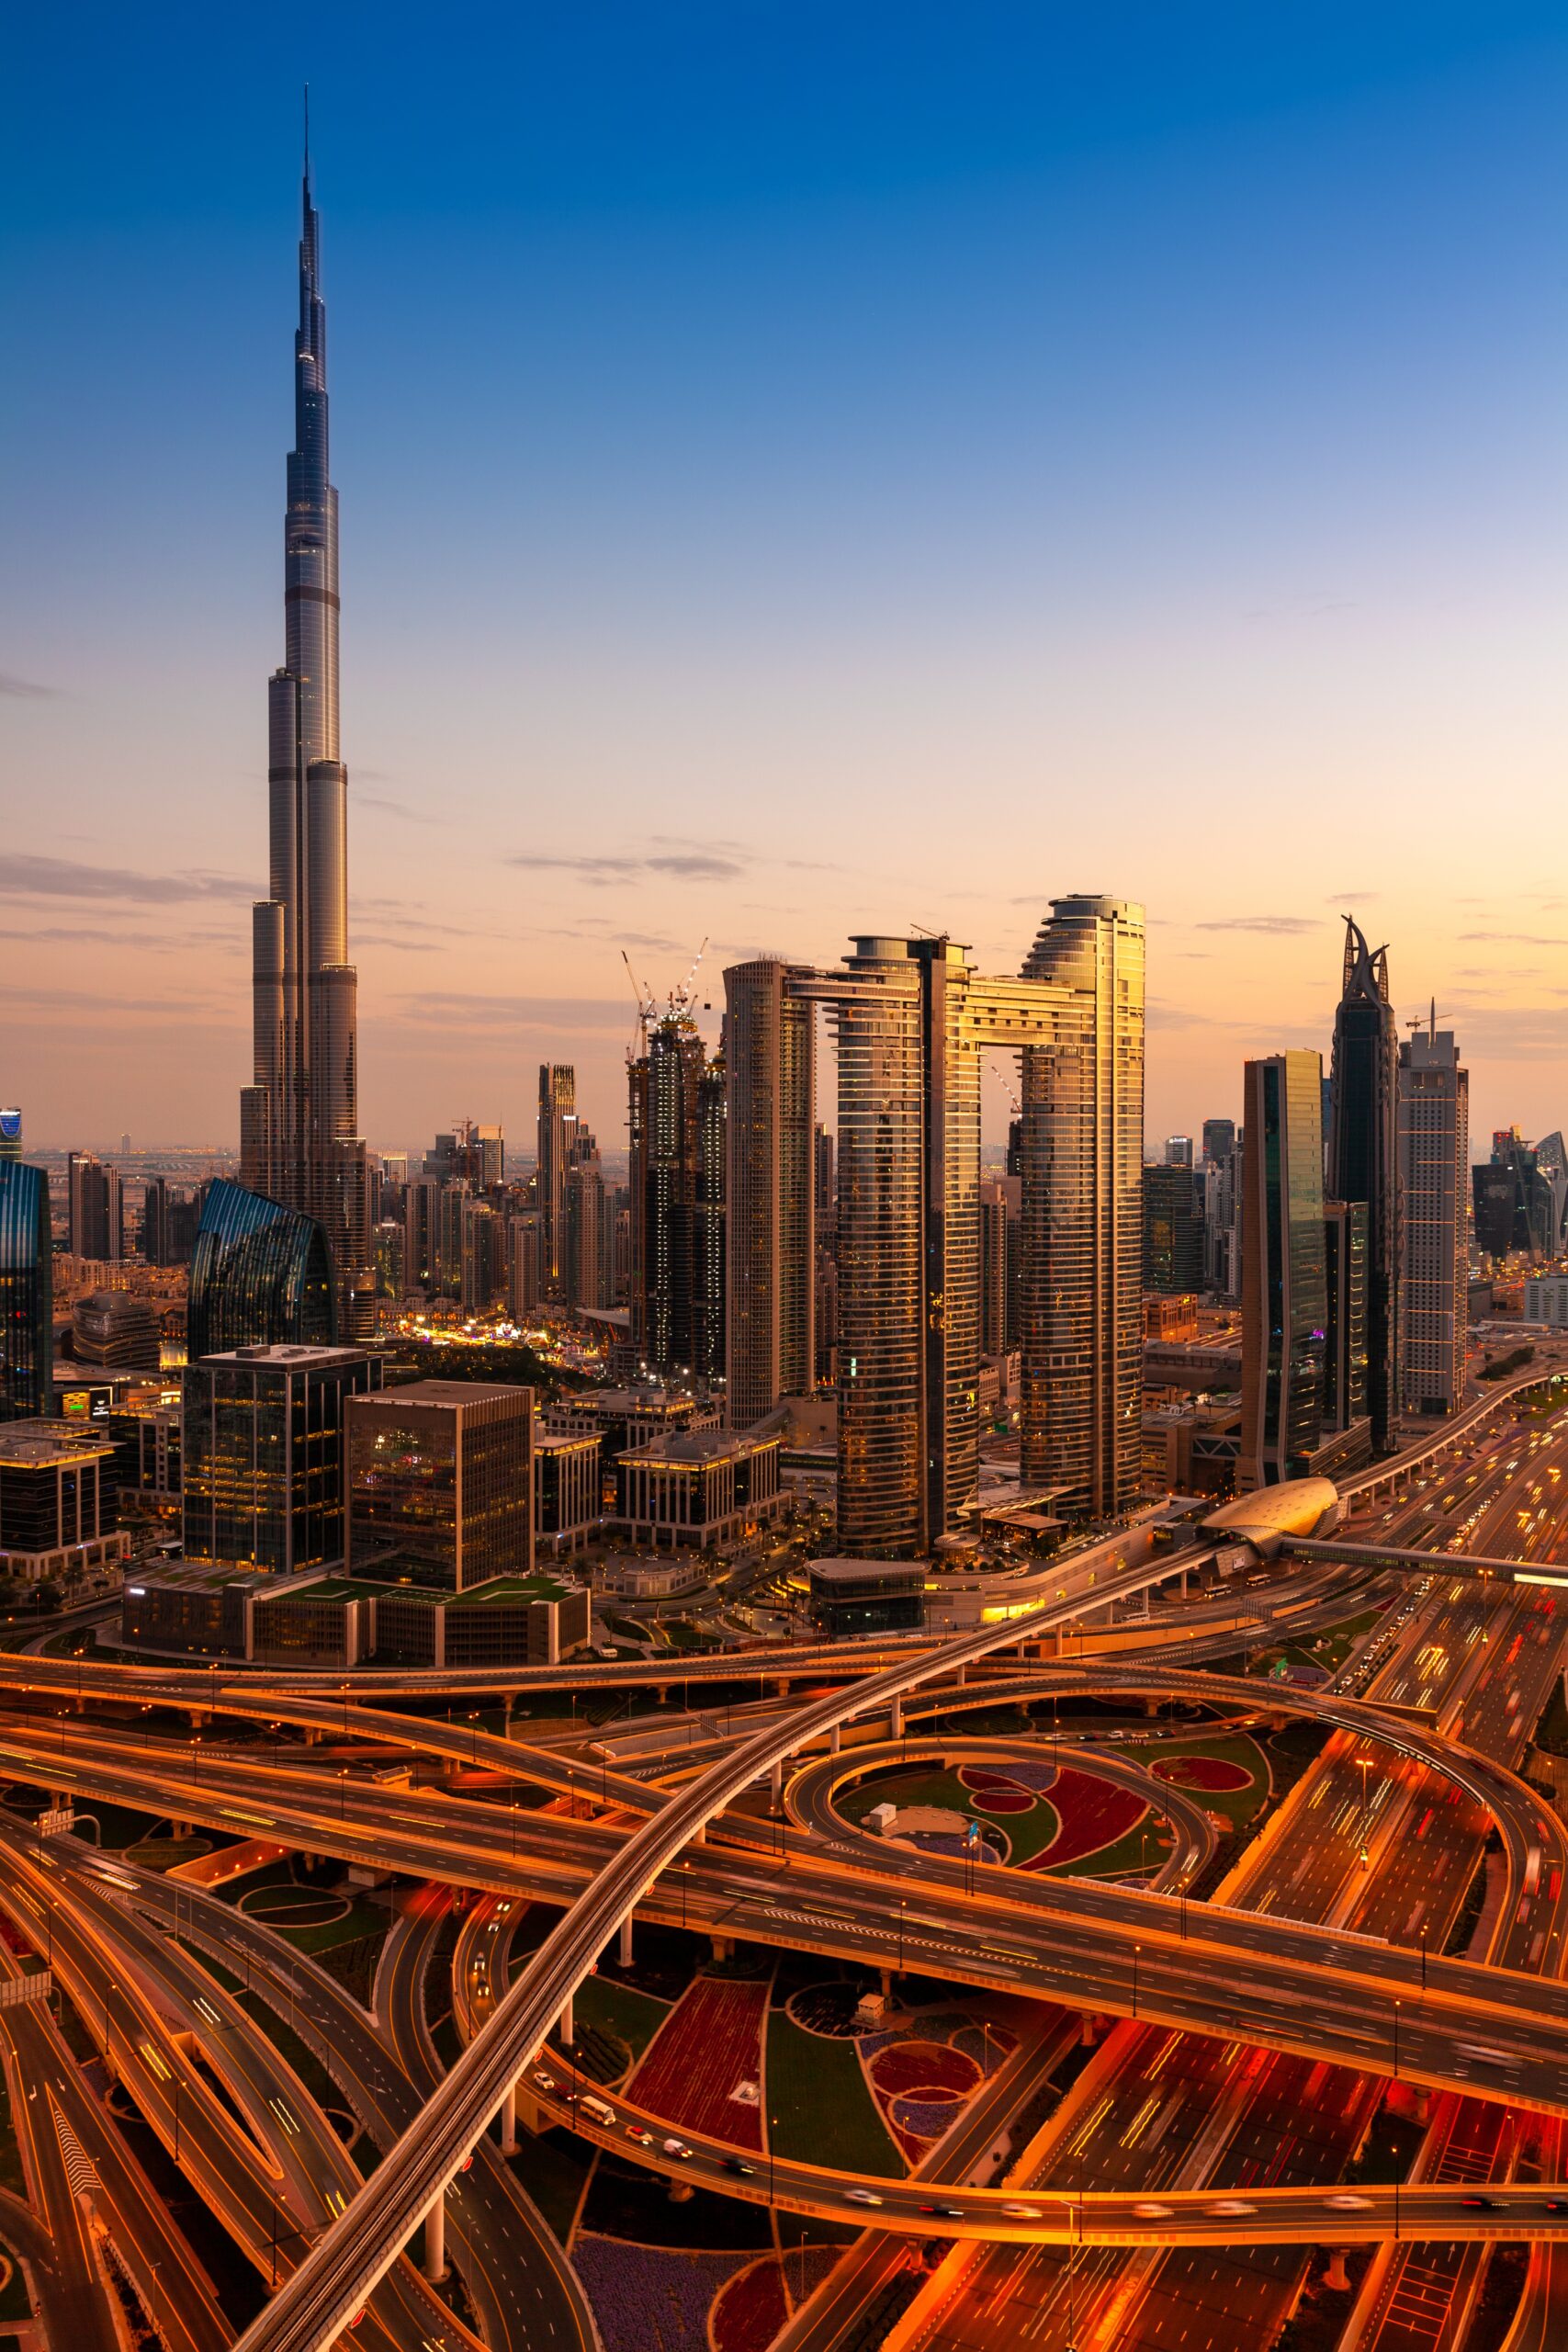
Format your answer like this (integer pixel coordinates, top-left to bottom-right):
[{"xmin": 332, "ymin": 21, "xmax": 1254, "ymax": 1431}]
[{"xmin": 725, "ymin": 899, "xmax": 1145, "ymax": 1558}]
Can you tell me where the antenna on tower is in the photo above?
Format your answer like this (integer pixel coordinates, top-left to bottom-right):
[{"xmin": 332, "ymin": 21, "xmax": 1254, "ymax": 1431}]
[{"xmin": 303, "ymin": 83, "xmax": 310, "ymax": 185}]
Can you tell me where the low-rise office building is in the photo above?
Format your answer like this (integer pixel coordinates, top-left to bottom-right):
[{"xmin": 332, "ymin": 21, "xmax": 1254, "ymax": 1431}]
[
  {"xmin": 807, "ymin": 1558, "xmax": 926, "ymax": 1638},
  {"xmin": 183, "ymin": 1345, "xmax": 384, "ymax": 1574},
  {"xmin": 123, "ymin": 1558, "xmax": 589, "ymax": 1669},
  {"xmin": 534, "ymin": 1427, "xmax": 601, "ymax": 1555},
  {"xmin": 346, "ymin": 1379, "xmax": 534, "ymax": 1587},
  {"xmin": 613, "ymin": 1429, "xmax": 784, "ymax": 1549},
  {"xmin": 0, "ymin": 1420, "xmax": 131, "ymax": 1585}
]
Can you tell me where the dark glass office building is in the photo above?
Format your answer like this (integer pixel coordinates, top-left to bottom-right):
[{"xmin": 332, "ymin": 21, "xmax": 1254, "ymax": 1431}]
[
  {"xmin": 345, "ymin": 1379, "xmax": 534, "ymax": 1589},
  {"xmin": 0, "ymin": 1162, "xmax": 53, "ymax": 1423},
  {"xmin": 1143, "ymin": 1165, "xmax": 1204, "ymax": 1295},
  {"xmin": 182, "ymin": 1343, "xmax": 382, "ymax": 1574},
  {"xmin": 1328, "ymin": 921, "xmax": 1400, "ymax": 1452},
  {"xmin": 627, "ymin": 1010, "xmax": 726, "ymax": 1385},
  {"xmin": 187, "ymin": 1179, "xmax": 335, "ymax": 1363},
  {"xmin": 1240, "ymin": 1052, "xmax": 1329, "ymax": 1487}
]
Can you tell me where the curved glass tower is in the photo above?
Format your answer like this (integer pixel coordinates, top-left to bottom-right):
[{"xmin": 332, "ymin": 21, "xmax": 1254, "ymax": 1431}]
[
  {"xmin": 240, "ymin": 139, "xmax": 372, "ymax": 1339},
  {"xmin": 0, "ymin": 1162, "xmax": 52, "ymax": 1421},
  {"xmin": 187, "ymin": 1179, "xmax": 335, "ymax": 1363}
]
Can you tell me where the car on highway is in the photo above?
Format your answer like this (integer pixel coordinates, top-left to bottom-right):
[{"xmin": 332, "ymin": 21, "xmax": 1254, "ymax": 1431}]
[
  {"xmin": 1133, "ymin": 2201, "xmax": 1173, "ymax": 2219},
  {"xmin": 662, "ymin": 2136, "xmax": 693, "ymax": 2159},
  {"xmin": 722, "ymin": 2156, "xmax": 756, "ymax": 2177},
  {"xmin": 921, "ymin": 2203, "xmax": 964, "ymax": 2219},
  {"xmin": 624, "ymin": 2124, "xmax": 655, "ymax": 2146},
  {"xmin": 1326, "ymin": 2194, "xmax": 1373, "ymax": 2211},
  {"xmin": 1207, "ymin": 2200, "xmax": 1258, "ymax": 2218},
  {"xmin": 532, "ymin": 2069, "xmax": 557, "ymax": 2092},
  {"xmin": 844, "ymin": 2188, "xmax": 885, "ymax": 2206},
  {"xmin": 1461, "ymin": 2196, "xmax": 1495, "ymax": 2211},
  {"xmin": 1001, "ymin": 2203, "xmax": 1042, "ymax": 2221}
]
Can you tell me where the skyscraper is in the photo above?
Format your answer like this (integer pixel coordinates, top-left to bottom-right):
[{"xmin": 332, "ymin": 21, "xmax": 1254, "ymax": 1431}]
[
  {"xmin": 0, "ymin": 1112, "xmax": 22, "ymax": 1166},
  {"xmin": 67, "ymin": 1153, "xmax": 123, "ymax": 1261},
  {"xmin": 1201, "ymin": 1117, "xmax": 1236, "ymax": 1166},
  {"xmin": 1239, "ymin": 1051, "xmax": 1329, "ymax": 1488},
  {"xmin": 1018, "ymin": 897, "xmax": 1146, "ymax": 1521},
  {"xmin": 1399, "ymin": 1022, "xmax": 1469, "ymax": 1414},
  {"xmin": 628, "ymin": 1011, "xmax": 726, "ymax": 1385},
  {"xmin": 724, "ymin": 960, "xmax": 817, "ymax": 1427},
  {"xmin": 0, "ymin": 1161, "xmax": 52, "ymax": 1422},
  {"xmin": 1328, "ymin": 919, "xmax": 1400, "ymax": 1452},
  {"xmin": 536, "ymin": 1066, "xmax": 576, "ymax": 1299},
  {"xmin": 239, "ymin": 145, "xmax": 372, "ymax": 1340}
]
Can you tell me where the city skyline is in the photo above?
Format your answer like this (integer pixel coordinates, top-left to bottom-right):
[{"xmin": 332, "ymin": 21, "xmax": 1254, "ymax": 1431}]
[{"xmin": 6, "ymin": 7, "xmax": 1567, "ymax": 1153}]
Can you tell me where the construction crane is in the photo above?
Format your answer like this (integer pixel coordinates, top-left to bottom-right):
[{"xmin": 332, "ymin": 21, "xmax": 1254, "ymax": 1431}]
[
  {"xmin": 671, "ymin": 937, "xmax": 709, "ymax": 1014},
  {"xmin": 1405, "ymin": 999, "xmax": 1454, "ymax": 1043},
  {"xmin": 621, "ymin": 951, "xmax": 656, "ymax": 1057},
  {"xmin": 988, "ymin": 1057, "xmax": 1021, "ymax": 1117}
]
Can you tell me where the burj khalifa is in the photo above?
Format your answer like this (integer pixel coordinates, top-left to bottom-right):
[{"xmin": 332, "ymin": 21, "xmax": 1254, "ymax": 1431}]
[{"xmin": 239, "ymin": 141, "xmax": 374, "ymax": 1339}]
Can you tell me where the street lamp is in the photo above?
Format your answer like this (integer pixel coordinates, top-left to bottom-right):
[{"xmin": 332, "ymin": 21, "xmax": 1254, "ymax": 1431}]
[{"xmin": 1132, "ymin": 1945, "xmax": 1140, "ymax": 2020}]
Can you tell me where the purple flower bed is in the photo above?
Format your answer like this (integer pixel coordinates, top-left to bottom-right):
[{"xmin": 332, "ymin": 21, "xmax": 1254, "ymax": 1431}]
[
  {"xmin": 573, "ymin": 2235, "xmax": 749, "ymax": 2352},
  {"xmin": 890, "ymin": 2095, "xmax": 966, "ymax": 2139}
]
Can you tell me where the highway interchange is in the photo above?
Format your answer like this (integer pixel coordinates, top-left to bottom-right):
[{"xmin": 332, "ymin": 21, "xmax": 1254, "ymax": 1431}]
[{"xmin": 2, "ymin": 1371, "xmax": 1568, "ymax": 2352}]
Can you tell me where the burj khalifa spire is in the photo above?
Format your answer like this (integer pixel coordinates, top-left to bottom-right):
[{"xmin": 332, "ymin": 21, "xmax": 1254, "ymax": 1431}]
[{"xmin": 241, "ymin": 119, "xmax": 373, "ymax": 1339}]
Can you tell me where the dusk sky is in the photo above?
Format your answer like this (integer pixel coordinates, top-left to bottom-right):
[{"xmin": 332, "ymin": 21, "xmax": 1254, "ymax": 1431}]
[{"xmin": 6, "ymin": 2, "xmax": 1565, "ymax": 1158}]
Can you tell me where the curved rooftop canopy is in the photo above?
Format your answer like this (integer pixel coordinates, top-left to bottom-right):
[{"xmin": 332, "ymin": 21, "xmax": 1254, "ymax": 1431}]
[{"xmin": 1201, "ymin": 1478, "xmax": 1339, "ymax": 1548}]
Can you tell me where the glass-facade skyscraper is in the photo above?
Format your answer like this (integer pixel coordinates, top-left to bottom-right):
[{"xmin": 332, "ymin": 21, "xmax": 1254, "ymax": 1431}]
[
  {"xmin": 627, "ymin": 1011, "xmax": 726, "ymax": 1385},
  {"xmin": 1018, "ymin": 897, "xmax": 1146, "ymax": 1521},
  {"xmin": 239, "ymin": 147, "xmax": 372, "ymax": 1340},
  {"xmin": 724, "ymin": 960, "xmax": 818, "ymax": 1429},
  {"xmin": 1399, "ymin": 1023, "xmax": 1469, "ymax": 1414},
  {"xmin": 1239, "ymin": 1051, "xmax": 1329, "ymax": 1487},
  {"xmin": 1328, "ymin": 919, "xmax": 1400, "ymax": 1452},
  {"xmin": 187, "ymin": 1179, "xmax": 335, "ymax": 1364},
  {"xmin": 0, "ymin": 1162, "xmax": 52, "ymax": 1423}
]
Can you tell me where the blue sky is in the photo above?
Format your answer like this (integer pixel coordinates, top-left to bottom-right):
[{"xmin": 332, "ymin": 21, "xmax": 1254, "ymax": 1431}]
[{"xmin": 5, "ymin": 3, "xmax": 1565, "ymax": 1152}]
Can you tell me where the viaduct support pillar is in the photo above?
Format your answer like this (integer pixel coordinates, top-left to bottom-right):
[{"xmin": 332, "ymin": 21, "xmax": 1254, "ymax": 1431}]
[
  {"xmin": 771, "ymin": 1758, "xmax": 784, "ymax": 1805},
  {"xmin": 829, "ymin": 1724, "xmax": 841, "ymax": 1755},
  {"xmin": 423, "ymin": 2192, "xmax": 446, "ymax": 2283},
  {"xmin": 559, "ymin": 1993, "xmax": 574, "ymax": 2045},
  {"xmin": 618, "ymin": 1915, "xmax": 634, "ymax": 1968},
  {"xmin": 1323, "ymin": 2250, "xmax": 1350, "ymax": 2294},
  {"xmin": 500, "ymin": 2086, "xmax": 518, "ymax": 2155},
  {"xmin": 889, "ymin": 1696, "xmax": 903, "ymax": 1739}
]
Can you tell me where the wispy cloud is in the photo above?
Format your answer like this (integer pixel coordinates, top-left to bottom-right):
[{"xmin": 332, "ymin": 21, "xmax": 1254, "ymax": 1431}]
[
  {"xmin": 1194, "ymin": 914, "xmax": 1320, "ymax": 936},
  {"xmin": 354, "ymin": 790, "xmax": 438, "ymax": 825},
  {"xmin": 385, "ymin": 991, "xmax": 630, "ymax": 1034},
  {"xmin": 0, "ymin": 673, "xmax": 58, "ymax": 698},
  {"xmin": 510, "ymin": 833, "xmax": 838, "ymax": 888},
  {"xmin": 1458, "ymin": 931, "xmax": 1568, "ymax": 947},
  {"xmin": 0, "ymin": 853, "xmax": 253, "ymax": 905},
  {"xmin": 512, "ymin": 849, "xmax": 745, "ymax": 884}
]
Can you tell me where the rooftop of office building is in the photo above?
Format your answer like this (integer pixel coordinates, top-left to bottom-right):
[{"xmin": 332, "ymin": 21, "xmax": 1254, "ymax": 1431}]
[
  {"xmin": 615, "ymin": 1429, "xmax": 778, "ymax": 1465},
  {"xmin": 0, "ymin": 1419, "xmax": 120, "ymax": 1469}
]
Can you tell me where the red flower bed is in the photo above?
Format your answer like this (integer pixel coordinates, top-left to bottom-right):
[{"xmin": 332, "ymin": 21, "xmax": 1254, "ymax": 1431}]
[
  {"xmin": 1021, "ymin": 1764, "xmax": 1145, "ymax": 1868},
  {"xmin": 711, "ymin": 2258, "xmax": 788, "ymax": 2352},
  {"xmin": 869, "ymin": 2041, "xmax": 978, "ymax": 2100},
  {"xmin": 628, "ymin": 1974, "xmax": 768, "ymax": 2149},
  {"xmin": 1152, "ymin": 1754, "xmax": 1253, "ymax": 1792}
]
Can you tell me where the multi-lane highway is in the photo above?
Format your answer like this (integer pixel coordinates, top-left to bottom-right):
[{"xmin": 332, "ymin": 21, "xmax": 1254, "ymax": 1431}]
[{"xmin": 1, "ymin": 1370, "xmax": 1563, "ymax": 2352}]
